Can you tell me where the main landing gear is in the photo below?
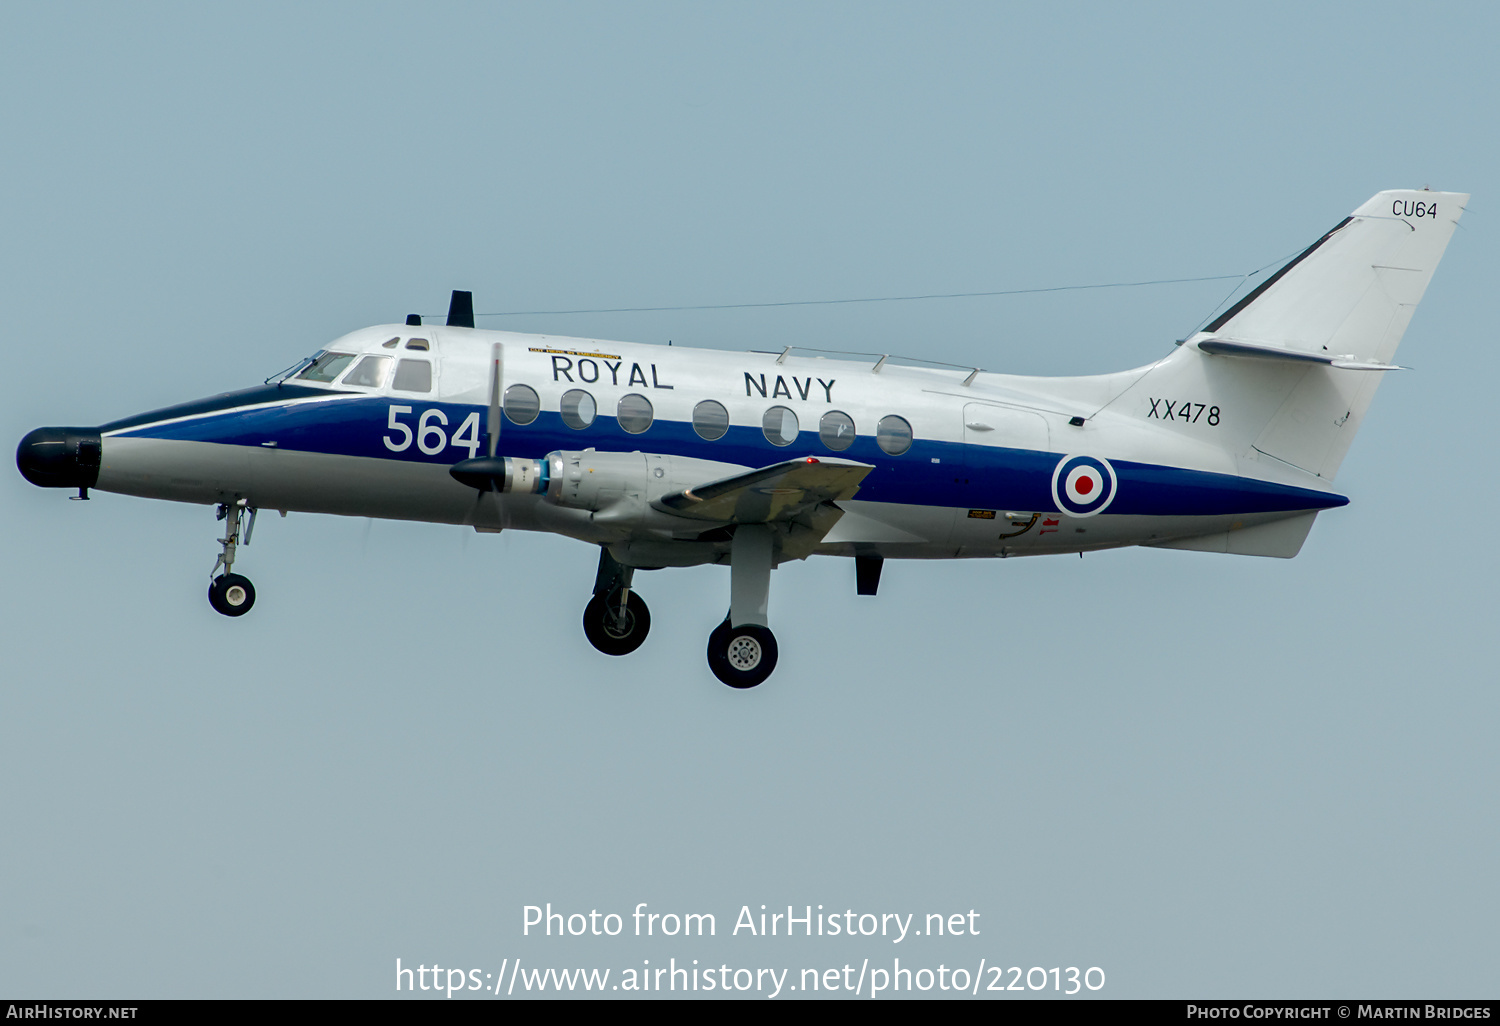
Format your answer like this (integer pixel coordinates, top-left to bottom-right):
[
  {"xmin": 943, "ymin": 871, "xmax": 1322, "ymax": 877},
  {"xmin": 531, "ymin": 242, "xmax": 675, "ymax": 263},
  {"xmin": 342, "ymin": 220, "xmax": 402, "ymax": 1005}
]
[
  {"xmin": 576, "ymin": 534, "xmax": 780, "ymax": 684},
  {"xmin": 705, "ymin": 524, "xmax": 778, "ymax": 688},
  {"xmin": 706, "ymin": 619, "xmax": 778, "ymax": 689},
  {"xmin": 581, "ymin": 526, "xmax": 781, "ymax": 688},
  {"xmin": 208, "ymin": 500, "xmax": 257, "ymax": 617},
  {"xmin": 582, "ymin": 548, "xmax": 650, "ymax": 655}
]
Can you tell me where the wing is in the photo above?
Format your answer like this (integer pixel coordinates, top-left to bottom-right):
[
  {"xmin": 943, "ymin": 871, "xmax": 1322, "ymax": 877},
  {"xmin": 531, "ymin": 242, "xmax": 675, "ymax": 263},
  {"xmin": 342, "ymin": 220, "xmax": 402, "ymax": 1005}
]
[{"xmin": 654, "ymin": 456, "xmax": 873, "ymax": 524}]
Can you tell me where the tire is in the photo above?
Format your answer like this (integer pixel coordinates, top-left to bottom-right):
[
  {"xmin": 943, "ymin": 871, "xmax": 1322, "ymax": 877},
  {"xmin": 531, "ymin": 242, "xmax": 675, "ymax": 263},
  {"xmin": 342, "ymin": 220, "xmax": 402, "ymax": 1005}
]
[
  {"xmin": 582, "ymin": 590, "xmax": 651, "ymax": 655},
  {"xmin": 208, "ymin": 573, "xmax": 256, "ymax": 617},
  {"xmin": 706, "ymin": 619, "xmax": 778, "ymax": 689}
]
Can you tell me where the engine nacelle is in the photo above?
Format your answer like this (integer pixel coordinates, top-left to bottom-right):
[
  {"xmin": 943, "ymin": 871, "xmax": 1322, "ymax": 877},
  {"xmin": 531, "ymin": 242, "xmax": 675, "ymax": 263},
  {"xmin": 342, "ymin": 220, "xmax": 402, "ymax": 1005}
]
[
  {"xmin": 540, "ymin": 450, "xmax": 748, "ymax": 519},
  {"xmin": 452, "ymin": 449, "xmax": 749, "ymax": 528}
]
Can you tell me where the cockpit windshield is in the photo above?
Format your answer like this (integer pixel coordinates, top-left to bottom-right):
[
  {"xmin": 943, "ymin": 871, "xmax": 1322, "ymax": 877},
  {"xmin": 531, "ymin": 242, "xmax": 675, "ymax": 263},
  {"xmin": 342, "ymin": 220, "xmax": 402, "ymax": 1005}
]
[
  {"xmin": 296, "ymin": 352, "xmax": 356, "ymax": 383},
  {"xmin": 264, "ymin": 354, "xmax": 315, "ymax": 384}
]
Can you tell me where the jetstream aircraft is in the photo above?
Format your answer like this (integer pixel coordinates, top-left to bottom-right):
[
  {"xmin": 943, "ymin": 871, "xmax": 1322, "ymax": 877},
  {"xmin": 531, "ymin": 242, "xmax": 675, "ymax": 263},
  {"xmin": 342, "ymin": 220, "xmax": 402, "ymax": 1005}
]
[{"xmin": 17, "ymin": 190, "xmax": 1465, "ymax": 687}]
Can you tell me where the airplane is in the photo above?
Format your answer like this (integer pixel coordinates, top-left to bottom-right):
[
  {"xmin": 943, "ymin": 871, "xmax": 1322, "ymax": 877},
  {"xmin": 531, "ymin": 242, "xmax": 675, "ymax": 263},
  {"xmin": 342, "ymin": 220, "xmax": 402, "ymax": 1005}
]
[{"xmin": 16, "ymin": 189, "xmax": 1465, "ymax": 688}]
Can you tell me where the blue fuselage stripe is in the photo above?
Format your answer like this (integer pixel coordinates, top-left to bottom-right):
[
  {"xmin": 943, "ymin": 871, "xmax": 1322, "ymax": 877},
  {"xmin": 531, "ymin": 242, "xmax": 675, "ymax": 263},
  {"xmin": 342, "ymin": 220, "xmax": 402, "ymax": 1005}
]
[{"xmin": 111, "ymin": 395, "xmax": 1349, "ymax": 516}]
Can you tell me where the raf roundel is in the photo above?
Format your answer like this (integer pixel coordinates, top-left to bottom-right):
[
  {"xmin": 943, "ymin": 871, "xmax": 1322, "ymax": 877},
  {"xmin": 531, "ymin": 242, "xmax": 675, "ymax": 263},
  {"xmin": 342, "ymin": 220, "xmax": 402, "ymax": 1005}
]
[{"xmin": 1051, "ymin": 454, "xmax": 1118, "ymax": 518}]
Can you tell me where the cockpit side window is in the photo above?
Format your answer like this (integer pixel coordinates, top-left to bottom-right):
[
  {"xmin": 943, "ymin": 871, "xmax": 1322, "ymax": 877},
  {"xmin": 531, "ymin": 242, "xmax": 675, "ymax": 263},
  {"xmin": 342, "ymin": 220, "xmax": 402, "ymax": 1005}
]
[
  {"xmin": 405, "ymin": 338, "xmax": 430, "ymax": 351},
  {"xmin": 392, "ymin": 359, "xmax": 432, "ymax": 392},
  {"xmin": 342, "ymin": 355, "xmax": 391, "ymax": 388},
  {"xmin": 297, "ymin": 352, "xmax": 356, "ymax": 382}
]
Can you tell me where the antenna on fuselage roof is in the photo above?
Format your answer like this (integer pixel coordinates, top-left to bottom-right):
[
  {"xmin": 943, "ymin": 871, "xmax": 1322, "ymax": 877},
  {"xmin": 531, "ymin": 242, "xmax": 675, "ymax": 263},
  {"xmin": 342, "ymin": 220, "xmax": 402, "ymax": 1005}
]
[
  {"xmin": 406, "ymin": 313, "xmax": 422, "ymax": 326},
  {"xmin": 447, "ymin": 290, "xmax": 475, "ymax": 329}
]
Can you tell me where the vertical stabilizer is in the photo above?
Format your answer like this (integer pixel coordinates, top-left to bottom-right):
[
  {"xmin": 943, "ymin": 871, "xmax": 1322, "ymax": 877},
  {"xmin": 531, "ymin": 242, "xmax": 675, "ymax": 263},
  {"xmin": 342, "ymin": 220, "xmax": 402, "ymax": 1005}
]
[{"xmin": 1120, "ymin": 190, "xmax": 1466, "ymax": 480}]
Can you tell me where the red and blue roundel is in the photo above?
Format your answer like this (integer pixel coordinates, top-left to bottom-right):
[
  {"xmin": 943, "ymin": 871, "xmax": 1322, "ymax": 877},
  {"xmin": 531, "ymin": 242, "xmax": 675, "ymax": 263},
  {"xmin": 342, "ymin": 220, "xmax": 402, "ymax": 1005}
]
[{"xmin": 1050, "ymin": 454, "xmax": 1118, "ymax": 518}]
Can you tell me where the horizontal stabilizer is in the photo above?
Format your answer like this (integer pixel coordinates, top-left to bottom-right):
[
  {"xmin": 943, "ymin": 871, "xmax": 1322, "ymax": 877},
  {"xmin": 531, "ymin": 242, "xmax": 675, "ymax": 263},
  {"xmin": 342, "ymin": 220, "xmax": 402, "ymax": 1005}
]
[
  {"xmin": 656, "ymin": 457, "xmax": 872, "ymax": 524},
  {"xmin": 1196, "ymin": 337, "xmax": 1404, "ymax": 371}
]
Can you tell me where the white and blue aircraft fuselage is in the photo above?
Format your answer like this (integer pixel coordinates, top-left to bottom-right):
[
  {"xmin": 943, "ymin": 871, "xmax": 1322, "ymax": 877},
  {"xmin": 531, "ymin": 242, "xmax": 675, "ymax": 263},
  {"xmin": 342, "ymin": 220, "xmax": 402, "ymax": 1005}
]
[{"xmin": 17, "ymin": 190, "xmax": 1466, "ymax": 686}]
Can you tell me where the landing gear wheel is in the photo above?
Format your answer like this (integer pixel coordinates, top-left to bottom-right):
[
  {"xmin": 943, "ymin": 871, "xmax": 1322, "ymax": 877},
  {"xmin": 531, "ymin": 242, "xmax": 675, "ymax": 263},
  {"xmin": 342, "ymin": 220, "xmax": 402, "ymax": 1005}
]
[
  {"xmin": 582, "ymin": 590, "xmax": 651, "ymax": 656},
  {"xmin": 707, "ymin": 619, "xmax": 778, "ymax": 689},
  {"xmin": 208, "ymin": 573, "xmax": 256, "ymax": 617}
]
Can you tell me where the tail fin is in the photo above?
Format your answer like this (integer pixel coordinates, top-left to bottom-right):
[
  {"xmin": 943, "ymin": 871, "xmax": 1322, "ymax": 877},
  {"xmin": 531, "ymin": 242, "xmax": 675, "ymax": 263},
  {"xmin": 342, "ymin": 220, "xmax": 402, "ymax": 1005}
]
[{"xmin": 1124, "ymin": 189, "xmax": 1466, "ymax": 480}]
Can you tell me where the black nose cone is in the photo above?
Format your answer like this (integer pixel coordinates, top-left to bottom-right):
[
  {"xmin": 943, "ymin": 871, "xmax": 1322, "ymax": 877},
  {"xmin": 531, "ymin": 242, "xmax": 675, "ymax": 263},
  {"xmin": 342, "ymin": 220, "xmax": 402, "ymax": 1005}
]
[{"xmin": 16, "ymin": 427, "xmax": 102, "ymax": 489}]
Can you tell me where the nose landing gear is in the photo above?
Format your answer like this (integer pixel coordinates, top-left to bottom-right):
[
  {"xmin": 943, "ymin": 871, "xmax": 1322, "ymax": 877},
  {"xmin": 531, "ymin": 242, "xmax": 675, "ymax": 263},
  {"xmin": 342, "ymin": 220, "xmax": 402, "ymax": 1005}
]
[{"xmin": 209, "ymin": 500, "xmax": 257, "ymax": 617}]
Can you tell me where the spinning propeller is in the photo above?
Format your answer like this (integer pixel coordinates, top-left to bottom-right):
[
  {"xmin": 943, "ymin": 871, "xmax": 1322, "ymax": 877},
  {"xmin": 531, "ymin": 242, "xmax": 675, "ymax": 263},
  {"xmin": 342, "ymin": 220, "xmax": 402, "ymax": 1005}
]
[{"xmin": 447, "ymin": 291, "xmax": 514, "ymax": 491}]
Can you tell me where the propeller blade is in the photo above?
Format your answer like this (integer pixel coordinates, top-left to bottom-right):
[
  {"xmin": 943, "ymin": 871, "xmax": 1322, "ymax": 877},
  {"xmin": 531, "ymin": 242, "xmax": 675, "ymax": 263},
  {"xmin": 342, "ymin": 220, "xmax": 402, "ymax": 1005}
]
[{"xmin": 488, "ymin": 343, "xmax": 503, "ymax": 458}]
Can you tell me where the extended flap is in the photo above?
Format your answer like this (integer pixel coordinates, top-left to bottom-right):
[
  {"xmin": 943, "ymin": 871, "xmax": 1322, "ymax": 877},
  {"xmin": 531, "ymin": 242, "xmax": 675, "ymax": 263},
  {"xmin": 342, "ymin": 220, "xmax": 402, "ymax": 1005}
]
[{"xmin": 655, "ymin": 457, "xmax": 872, "ymax": 524}]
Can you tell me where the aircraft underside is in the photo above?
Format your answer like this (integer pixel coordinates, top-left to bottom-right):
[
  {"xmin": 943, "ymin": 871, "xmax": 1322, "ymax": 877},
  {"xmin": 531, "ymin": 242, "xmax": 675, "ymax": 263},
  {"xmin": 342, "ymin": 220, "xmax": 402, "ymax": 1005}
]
[
  {"xmin": 21, "ymin": 386, "xmax": 1345, "ymax": 689},
  {"xmin": 57, "ymin": 431, "xmax": 1328, "ymax": 689},
  {"xmin": 95, "ymin": 436, "xmax": 1324, "ymax": 561}
]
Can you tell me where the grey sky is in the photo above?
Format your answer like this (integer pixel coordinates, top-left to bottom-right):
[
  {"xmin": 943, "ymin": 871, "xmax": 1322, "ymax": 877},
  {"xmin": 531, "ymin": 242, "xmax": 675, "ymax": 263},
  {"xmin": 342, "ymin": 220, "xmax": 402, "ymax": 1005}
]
[{"xmin": 2, "ymin": 1, "xmax": 1495, "ymax": 999}]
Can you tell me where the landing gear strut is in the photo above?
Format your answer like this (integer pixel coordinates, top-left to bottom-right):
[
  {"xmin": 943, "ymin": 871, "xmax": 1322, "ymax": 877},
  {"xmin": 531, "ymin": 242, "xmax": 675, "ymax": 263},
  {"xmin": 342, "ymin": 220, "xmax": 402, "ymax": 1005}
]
[
  {"xmin": 707, "ymin": 524, "xmax": 778, "ymax": 688},
  {"xmin": 208, "ymin": 500, "xmax": 257, "ymax": 617},
  {"xmin": 582, "ymin": 548, "xmax": 650, "ymax": 655}
]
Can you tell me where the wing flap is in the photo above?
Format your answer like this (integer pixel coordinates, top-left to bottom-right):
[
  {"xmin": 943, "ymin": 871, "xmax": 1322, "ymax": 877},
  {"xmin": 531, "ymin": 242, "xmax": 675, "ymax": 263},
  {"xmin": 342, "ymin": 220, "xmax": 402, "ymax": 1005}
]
[{"xmin": 655, "ymin": 457, "xmax": 873, "ymax": 523}]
